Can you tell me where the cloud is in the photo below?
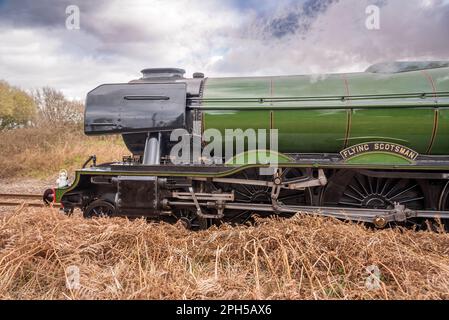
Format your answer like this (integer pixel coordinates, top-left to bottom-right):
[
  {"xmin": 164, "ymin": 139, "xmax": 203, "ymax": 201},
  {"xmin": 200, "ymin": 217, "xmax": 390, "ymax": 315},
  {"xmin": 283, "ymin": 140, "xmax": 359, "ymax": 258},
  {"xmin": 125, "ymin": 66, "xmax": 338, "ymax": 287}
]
[
  {"xmin": 0, "ymin": 0, "xmax": 243, "ymax": 98},
  {"xmin": 212, "ymin": 0, "xmax": 449, "ymax": 75},
  {"xmin": 0, "ymin": 0, "xmax": 447, "ymax": 98}
]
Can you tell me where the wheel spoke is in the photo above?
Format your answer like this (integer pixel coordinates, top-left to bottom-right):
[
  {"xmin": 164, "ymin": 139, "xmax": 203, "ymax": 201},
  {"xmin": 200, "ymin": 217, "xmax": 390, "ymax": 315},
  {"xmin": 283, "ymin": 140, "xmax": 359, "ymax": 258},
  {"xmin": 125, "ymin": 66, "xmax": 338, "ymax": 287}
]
[
  {"xmin": 343, "ymin": 192, "xmax": 363, "ymax": 202},
  {"xmin": 234, "ymin": 189, "xmax": 252, "ymax": 200},
  {"xmin": 396, "ymin": 196, "xmax": 424, "ymax": 204},
  {"xmin": 355, "ymin": 175, "xmax": 369, "ymax": 196},
  {"xmin": 240, "ymin": 183, "xmax": 254, "ymax": 196},
  {"xmin": 241, "ymin": 213, "xmax": 253, "ymax": 224},
  {"xmin": 281, "ymin": 168, "xmax": 290, "ymax": 179},
  {"xmin": 367, "ymin": 176, "xmax": 374, "ymax": 194},
  {"xmin": 375, "ymin": 177, "xmax": 381, "ymax": 194},
  {"xmin": 380, "ymin": 178, "xmax": 390, "ymax": 196},
  {"xmin": 385, "ymin": 179, "xmax": 407, "ymax": 198},
  {"xmin": 348, "ymin": 184, "xmax": 365, "ymax": 199},
  {"xmin": 208, "ymin": 182, "xmax": 219, "ymax": 192},
  {"xmin": 230, "ymin": 210, "xmax": 250, "ymax": 222},
  {"xmin": 339, "ymin": 201, "xmax": 363, "ymax": 207},
  {"xmin": 278, "ymin": 193, "xmax": 305, "ymax": 205},
  {"xmin": 388, "ymin": 184, "xmax": 418, "ymax": 201},
  {"xmin": 242, "ymin": 171, "xmax": 257, "ymax": 193}
]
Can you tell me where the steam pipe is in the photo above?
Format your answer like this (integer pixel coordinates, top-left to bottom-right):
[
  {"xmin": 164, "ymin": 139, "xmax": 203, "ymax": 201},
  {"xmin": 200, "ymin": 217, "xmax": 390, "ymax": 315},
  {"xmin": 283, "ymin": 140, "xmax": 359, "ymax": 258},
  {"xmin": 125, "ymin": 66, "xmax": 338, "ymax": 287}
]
[{"xmin": 142, "ymin": 132, "xmax": 161, "ymax": 165}]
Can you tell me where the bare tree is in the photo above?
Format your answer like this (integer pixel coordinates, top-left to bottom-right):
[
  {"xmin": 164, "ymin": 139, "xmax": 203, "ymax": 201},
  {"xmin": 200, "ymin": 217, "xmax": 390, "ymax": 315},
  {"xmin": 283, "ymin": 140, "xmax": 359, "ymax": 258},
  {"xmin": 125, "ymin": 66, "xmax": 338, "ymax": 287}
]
[{"xmin": 33, "ymin": 87, "xmax": 83, "ymax": 125}]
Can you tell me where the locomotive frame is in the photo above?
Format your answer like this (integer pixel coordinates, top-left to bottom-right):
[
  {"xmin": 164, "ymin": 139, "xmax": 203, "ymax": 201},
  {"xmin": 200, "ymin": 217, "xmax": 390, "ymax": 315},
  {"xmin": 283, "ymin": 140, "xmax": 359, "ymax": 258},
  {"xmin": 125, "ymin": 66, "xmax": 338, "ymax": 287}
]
[{"xmin": 49, "ymin": 152, "xmax": 449, "ymax": 230}]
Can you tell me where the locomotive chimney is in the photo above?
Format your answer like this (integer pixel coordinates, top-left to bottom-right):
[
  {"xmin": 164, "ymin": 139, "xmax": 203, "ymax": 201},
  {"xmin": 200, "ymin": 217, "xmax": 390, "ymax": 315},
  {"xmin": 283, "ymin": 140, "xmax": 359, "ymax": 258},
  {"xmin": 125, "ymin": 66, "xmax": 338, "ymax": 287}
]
[{"xmin": 140, "ymin": 68, "xmax": 185, "ymax": 80}]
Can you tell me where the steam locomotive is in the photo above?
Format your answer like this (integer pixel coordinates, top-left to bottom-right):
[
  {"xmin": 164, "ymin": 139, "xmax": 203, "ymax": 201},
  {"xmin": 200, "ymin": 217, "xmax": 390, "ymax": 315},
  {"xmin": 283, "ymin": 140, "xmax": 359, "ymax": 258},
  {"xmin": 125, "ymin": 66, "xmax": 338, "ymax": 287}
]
[{"xmin": 44, "ymin": 61, "xmax": 449, "ymax": 229}]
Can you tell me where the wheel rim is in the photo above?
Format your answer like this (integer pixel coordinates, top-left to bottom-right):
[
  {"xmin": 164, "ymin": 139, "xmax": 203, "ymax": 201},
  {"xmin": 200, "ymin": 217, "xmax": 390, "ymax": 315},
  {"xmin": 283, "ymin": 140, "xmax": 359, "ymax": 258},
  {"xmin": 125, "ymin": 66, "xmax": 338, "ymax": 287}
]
[
  {"xmin": 85, "ymin": 200, "xmax": 115, "ymax": 218},
  {"xmin": 91, "ymin": 206, "xmax": 113, "ymax": 217},
  {"xmin": 439, "ymin": 181, "xmax": 449, "ymax": 210},
  {"xmin": 435, "ymin": 182, "xmax": 449, "ymax": 231}
]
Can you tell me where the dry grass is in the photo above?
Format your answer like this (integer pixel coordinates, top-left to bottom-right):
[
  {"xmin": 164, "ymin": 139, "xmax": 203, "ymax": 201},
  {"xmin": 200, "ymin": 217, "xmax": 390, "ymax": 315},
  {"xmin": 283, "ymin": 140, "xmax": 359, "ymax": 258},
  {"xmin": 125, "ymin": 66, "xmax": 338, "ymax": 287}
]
[
  {"xmin": 1, "ymin": 206, "xmax": 448, "ymax": 300},
  {"xmin": 0, "ymin": 125, "xmax": 128, "ymax": 179},
  {"xmin": 1, "ymin": 126, "xmax": 449, "ymax": 300}
]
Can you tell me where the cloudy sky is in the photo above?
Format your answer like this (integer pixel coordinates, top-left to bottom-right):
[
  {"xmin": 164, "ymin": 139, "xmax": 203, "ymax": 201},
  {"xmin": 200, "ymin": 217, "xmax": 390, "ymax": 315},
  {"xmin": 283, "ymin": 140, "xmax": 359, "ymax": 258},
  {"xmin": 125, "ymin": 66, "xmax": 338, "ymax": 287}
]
[{"xmin": 0, "ymin": 0, "xmax": 448, "ymax": 99}]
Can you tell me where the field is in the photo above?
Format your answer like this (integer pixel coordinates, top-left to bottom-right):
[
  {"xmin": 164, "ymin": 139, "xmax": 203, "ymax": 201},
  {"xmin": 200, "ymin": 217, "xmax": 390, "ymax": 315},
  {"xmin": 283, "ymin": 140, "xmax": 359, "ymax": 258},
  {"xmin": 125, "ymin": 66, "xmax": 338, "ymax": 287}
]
[
  {"xmin": 0, "ymin": 126, "xmax": 449, "ymax": 300},
  {"xmin": 0, "ymin": 125, "xmax": 127, "ymax": 179},
  {"xmin": 1, "ymin": 207, "xmax": 449, "ymax": 299}
]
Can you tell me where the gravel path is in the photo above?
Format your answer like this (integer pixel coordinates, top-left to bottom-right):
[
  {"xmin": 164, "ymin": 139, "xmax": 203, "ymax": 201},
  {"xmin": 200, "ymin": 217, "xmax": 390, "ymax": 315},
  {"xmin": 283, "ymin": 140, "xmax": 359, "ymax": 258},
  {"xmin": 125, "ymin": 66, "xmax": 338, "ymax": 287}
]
[{"xmin": 0, "ymin": 178, "xmax": 54, "ymax": 194}]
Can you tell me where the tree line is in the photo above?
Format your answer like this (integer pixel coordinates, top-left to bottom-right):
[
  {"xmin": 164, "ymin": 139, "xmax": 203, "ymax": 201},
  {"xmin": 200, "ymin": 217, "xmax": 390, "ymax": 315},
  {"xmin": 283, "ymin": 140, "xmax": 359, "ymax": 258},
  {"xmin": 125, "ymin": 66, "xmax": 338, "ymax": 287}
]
[{"xmin": 0, "ymin": 80, "xmax": 83, "ymax": 130}]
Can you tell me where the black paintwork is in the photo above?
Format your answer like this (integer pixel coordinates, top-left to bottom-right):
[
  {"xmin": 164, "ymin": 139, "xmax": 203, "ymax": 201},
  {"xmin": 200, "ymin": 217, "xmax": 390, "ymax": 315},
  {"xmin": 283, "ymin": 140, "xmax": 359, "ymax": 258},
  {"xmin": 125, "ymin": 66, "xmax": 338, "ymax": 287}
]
[
  {"xmin": 84, "ymin": 82, "xmax": 187, "ymax": 135},
  {"xmin": 116, "ymin": 176, "xmax": 161, "ymax": 216}
]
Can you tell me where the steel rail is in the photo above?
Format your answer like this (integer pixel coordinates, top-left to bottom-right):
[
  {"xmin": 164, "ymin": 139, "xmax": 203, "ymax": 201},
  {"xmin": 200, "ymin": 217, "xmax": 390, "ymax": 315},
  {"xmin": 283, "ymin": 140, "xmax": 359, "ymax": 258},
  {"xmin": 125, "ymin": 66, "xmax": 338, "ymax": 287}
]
[
  {"xmin": 0, "ymin": 201, "xmax": 60, "ymax": 208},
  {"xmin": 0, "ymin": 193, "xmax": 60, "ymax": 208},
  {"xmin": 0, "ymin": 193, "xmax": 43, "ymax": 199}
]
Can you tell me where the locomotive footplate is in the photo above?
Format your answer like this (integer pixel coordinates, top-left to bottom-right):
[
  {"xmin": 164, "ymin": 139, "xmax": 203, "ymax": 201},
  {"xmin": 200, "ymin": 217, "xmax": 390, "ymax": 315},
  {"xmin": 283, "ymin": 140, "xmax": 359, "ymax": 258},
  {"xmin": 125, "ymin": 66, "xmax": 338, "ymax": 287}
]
[{"xmin": 105, "ymin": 153, "xmax": 449, "ymax": 177}]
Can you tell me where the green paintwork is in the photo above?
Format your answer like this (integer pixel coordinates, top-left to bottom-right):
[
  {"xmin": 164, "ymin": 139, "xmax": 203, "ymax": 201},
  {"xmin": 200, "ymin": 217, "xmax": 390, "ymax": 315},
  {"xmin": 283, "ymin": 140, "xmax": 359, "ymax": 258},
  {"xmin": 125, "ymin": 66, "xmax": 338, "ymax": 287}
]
[
  {"xmin": 345, "ymin": 153, "xmax": 412, "ymax": 165},
  {"xmin": 433, "ymin": 107, "xmax": 449, "ymax": 154},
  {"xmin": 273, "ymin": 75, "xmax": 349, "ymax": 152},
  {"xmin": 203, "ymin": 110, "xmax": 270, "ymax": 147},
  {"xmin": 343, "ymin": 71, "xmax": 436, "ymax": 153},
  {"xmin": 349, "ymin": 108, "xmax": 434, "ymax": 153},
  {"xmin": 425, "ymin": 68, "xmax": 449, "ymax": 153},
  {"xmin": 274, "ymin": 109, "xmax": 347, "ymax": 152},
  {"xmin": 202, "ymin": 67, "xmax": 449, "ymax": 155},
  {"xmin": 202, "ymin": 78, "xmax": 271, "ymax": 153},
  {"xmin": 224, "ymin": 150, "xmax": 292, "ymax": 165},
  {"xmin": 55, "ymin": 187, "xmax": 69, "ymax": 202}
]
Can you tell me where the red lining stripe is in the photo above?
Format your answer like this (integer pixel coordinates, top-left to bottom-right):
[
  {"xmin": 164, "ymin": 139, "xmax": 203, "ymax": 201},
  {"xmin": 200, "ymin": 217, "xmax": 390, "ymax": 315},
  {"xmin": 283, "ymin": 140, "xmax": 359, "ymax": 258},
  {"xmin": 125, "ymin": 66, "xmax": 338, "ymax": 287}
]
[
  {"xmin": 341, "ymin": 74, "xmax": 350, "ymax": 99},
  {"xmin": 270, "ymin": 78, "xmax": 274, "ymax": 129},
  {"xmin": 341, "ymin": 74, "xmax": 352, "ymax": 149},
  {"xmin": 421, "ymin": 70, "xmax": 439, "ymax": 154},
  {"xmin": 420, "ymin": 70, "xmax": 438, "ymax": 100}
]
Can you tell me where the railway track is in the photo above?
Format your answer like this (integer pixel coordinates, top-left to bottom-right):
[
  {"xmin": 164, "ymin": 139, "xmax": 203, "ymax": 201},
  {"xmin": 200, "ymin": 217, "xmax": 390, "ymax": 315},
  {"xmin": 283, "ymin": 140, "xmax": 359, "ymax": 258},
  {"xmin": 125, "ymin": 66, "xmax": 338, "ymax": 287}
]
[{"xmin": 0, "ymin": 193, "xmax": 60, "ymax": 208}]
